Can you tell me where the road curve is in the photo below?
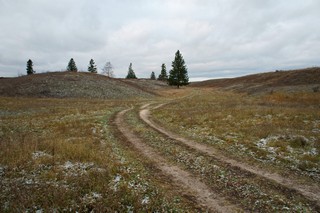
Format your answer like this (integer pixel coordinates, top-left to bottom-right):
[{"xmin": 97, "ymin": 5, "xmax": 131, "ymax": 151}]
[
  {"xmin": 139, "ymin": 103, "xmax": 320, "ymax": 208},
  {"xmin": 114, "ymin": 108, "xmax": 241, "ymax": 213}
]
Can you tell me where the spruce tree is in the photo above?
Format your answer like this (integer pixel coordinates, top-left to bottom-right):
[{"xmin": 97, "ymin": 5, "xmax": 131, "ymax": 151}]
[
  {"xmin": 126, "ymin": 63, "xmax": 137, "ymax": 79},
  {"xmin": 150, "ymin": 71, "xmax": 156, "ymax": 80},
  {"xmin": 158, "ymin": 63, "xmax": 168, "ymax": 81},
  {"xmin": 168, "ymin": 50, "xmax": 189, "ymax": 88},
  {"xmin": 88, "ymin": 59, "xmax": 97, "ymax": 73},
  {"xmin": 67, "ymin": 58, "xmax": 78, "ymax": 72},
  {"xmin": 26, "ymin": 59, "xmax": 35, "ymax": 75}
]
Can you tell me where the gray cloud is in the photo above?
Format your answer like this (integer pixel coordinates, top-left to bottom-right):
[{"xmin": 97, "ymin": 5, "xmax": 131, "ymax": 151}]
[{"xmin": 0, "ymin": 0, "xmax": 319, "ymax": 80}]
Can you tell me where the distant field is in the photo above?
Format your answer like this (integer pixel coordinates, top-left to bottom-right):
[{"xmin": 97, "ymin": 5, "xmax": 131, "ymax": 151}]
[{"xmin": 192, "ymin": 67, "xmax": 320, "ymax": 94}]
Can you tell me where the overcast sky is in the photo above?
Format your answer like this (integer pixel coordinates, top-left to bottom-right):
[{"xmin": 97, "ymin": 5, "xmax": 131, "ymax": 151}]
[{"xmin": 0, "ymin": 0, "xmax": 319, "ymax": 80}]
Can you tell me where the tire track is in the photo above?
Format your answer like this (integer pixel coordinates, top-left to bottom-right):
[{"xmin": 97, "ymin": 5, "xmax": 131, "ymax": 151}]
[
  {"xmin": 114, "ymin": 108, "xmax": 241, "ymax": 213},
  {"xmin": 140, "ymin": 103, "xmax": 320, "ymax": 208}
]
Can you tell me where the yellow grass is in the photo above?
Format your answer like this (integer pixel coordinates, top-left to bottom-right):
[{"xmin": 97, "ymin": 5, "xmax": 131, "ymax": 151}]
[
  {"xmin": 0, "ymin": 97, "xmax": 194, "ymax": 211},
  {"xmin": 152, "ymin": 89, "xmax": 320, "ymax": 181}
]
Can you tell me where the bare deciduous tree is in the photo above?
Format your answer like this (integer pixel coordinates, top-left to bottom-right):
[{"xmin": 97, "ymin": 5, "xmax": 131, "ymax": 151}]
[{"xmin": 102, "ymin": 61, "xmax": 114, "ymax": 77}]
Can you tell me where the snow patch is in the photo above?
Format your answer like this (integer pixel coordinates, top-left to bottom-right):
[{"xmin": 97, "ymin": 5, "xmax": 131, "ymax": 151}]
[
  {"xmin": 60, "ymin": 161, "xmax": 95, "ymax": 176},
  {"xmin": 141, "ymin": 195, "xmax": 150, "ymax": 205},
  {"xmin": 305, "ymin": 148, "xmax": 318, "ymax": 156},
  {"xmin": 114, "ymin": 174, "xmax": 121, "ymax": 183},
  {"xmin": 256, "ymin": 136, "xmax": 279, "ymax": 148},
  {"xmin": 32, "ymin": 151, "xmax": 52, "ymax": 160},
  {"xmin": 112, "ymin": 174, "xmax": 122, "ymax": 191},
  {"xmin": 0, "ymin": 165, "xmax": 7, "ymax": 177},
  {"xmin": 82, "ymin": 192, "xmax": 102, "ymax": 204}
]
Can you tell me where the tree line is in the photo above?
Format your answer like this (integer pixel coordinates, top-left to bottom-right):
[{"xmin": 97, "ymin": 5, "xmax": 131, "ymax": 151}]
[{"xmin": 26, "ymin": 50, "xmax": 189, "ymax": 88}]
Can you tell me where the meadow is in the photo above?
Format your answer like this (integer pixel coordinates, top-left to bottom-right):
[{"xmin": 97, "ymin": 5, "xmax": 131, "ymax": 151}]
[
  {"xmin": 1, "ymin": 76, "xmax": 319, "ymax": 212},
  {"xmin": 152, "ymin": 89, "xmax": 320, "ymax": 183},
  {"xmin": 0, "ymin": 97, "xmax": 196, "ymax": 212}
]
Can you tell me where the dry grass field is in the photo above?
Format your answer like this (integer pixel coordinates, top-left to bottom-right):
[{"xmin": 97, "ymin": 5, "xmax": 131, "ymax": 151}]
[
  {"xmin": 0, "ymin": 97, "xmax": 196, "ymax": 212},
  {"xmin": 192, "ymin": 67, "xmax": 320, "ymax": 95},
  {"xmin": 1, "ymin": 68, "xmax": 319, "ymax": 212},
  {"xmin": 152, "ymin": 89, "xmax": 320, "ymax": 182}
]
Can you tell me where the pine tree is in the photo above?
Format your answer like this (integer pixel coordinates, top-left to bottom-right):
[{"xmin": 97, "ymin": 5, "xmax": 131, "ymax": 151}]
[
  {"xmin": 158, "ymin": 63, "xmax": 168, "ymax": 81},
  {"xmin": 102, "ymin": 61, "xmax": 114, "ymax": 77},
  {"xmin": 126, "ymin": 63, "xmax": 137, "ymax": 79},
  {"xmin": 67, "ymin": 58, "xmax": 78, "ymax": 72},
  {"xmin": 88, "ymin": 59, "xmax": 97, "ymax": 73},
  {"xmin": 26, "ymin": 59, "xmax": 35, "ymax": 75},
  {"xmin": 168, "ymin": 50, "xmax": 189, "ymax": 88},
  {"xmin": 150, "ymin": 71, "xmax": 156, "ymax": 80}
]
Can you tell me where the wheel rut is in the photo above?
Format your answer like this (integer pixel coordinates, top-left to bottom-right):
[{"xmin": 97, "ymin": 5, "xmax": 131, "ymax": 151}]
[
  {"xmin": 140, "ymin": 103, "xmax": 320, "ymax": 208},
  {"xmin": 114, "ymin": 108, "xmax": 241, "ymax": 213}
]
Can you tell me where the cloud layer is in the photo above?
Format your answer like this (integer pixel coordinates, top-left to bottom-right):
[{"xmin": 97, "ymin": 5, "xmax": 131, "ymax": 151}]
[{"xmin": 1, "ymin": 0, "xmax": 319, "ymax": 80}]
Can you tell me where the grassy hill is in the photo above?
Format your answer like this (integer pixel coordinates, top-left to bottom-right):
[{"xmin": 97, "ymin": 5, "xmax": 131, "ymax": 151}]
[
  {"xmin": 0, "ymin": 72, "xmax": 168, "ymax": 99},
  {"xmin": 1, "ymin": 67, "xmax": 319, "ymax": 98},
  {"xmin": 1, "ymin": 68, "xmax": 320, "ymax": 211},
  {"xmin": 192, "ymin": 67, "xmax": 320, "ymax": 94}
]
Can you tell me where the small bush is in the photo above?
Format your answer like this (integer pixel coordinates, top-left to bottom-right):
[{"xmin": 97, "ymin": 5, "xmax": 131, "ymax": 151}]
[{"xmin": 290, "ymin": 136, "xmax": 310, "ymax": 148}]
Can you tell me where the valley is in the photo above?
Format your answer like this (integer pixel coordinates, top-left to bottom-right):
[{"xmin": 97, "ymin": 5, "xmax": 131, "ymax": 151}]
[{"xmin": 0, "ymin": 69, "xmax": 319, "ymax": 212}]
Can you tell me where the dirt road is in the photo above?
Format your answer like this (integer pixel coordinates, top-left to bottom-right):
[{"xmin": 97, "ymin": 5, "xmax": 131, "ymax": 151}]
[
  {"xmin": 139, "ymin": 103, "xmax": 320, "ymax": 208},
  {"xmin": 114, "ymin": 108, "xmax": 241, "ymax": 213}
]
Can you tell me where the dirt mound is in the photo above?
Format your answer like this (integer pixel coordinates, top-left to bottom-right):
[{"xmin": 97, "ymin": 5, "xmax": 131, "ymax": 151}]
[
  {"xmin": 0, "ymin": 72, "xmax": 167, "ymax": 99},
  {"xmin": 192, "ymin": 67, "xmax": 320, "ymax": 94}
]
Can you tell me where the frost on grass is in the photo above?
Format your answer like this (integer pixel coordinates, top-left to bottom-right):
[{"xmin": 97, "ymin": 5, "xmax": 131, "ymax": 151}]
[
  {"xmin": 60, "ymin": 161, "xmax": 95, "ymax": 177},
  {"xmin": 185, "ymin": 126, "xmax": 225, "ymax": 145},
  {"xmin": 81, "ymin": 192, "xmax": 102, "ymax": 205},
  {"xmin": 112, "ymin": 174, "xmax": 122, "ymax": 192},
  {"xmin": 0, "ymin": 165, "xmax": 6, "ymax": 177},
  {"xmin": 141, "ymin": 195, "xmax": 150, "ymax": 205},
  {"xmin": 32, "ymin": 151, "xmax": 52, "ymax": 160},
  {"xmin": 255, "ymin": 134, "xmax": 320, "ymax": 179}
]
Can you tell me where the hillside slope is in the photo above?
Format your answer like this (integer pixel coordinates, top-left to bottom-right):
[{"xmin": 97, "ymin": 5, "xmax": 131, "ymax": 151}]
[
  {"xmin": 192, "ymin": 67, "xmax": 320, "ymax": 94},
  {"xmin": 0, "ymin": 72, "xmax": 167, "ymax": 99}
]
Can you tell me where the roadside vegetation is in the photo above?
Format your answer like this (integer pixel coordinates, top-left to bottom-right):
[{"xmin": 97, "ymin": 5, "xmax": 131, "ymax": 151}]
[
  {"xmin": 0, "ymin": 97, "xmax": 195, "ymax": 212},
  {"xmin": 124, "ymin": 106, "xmax": 317, "ymax": 212},
  {"xmin": 152, "ymin": 89, "xmax": 320, "ymax": 184}
]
